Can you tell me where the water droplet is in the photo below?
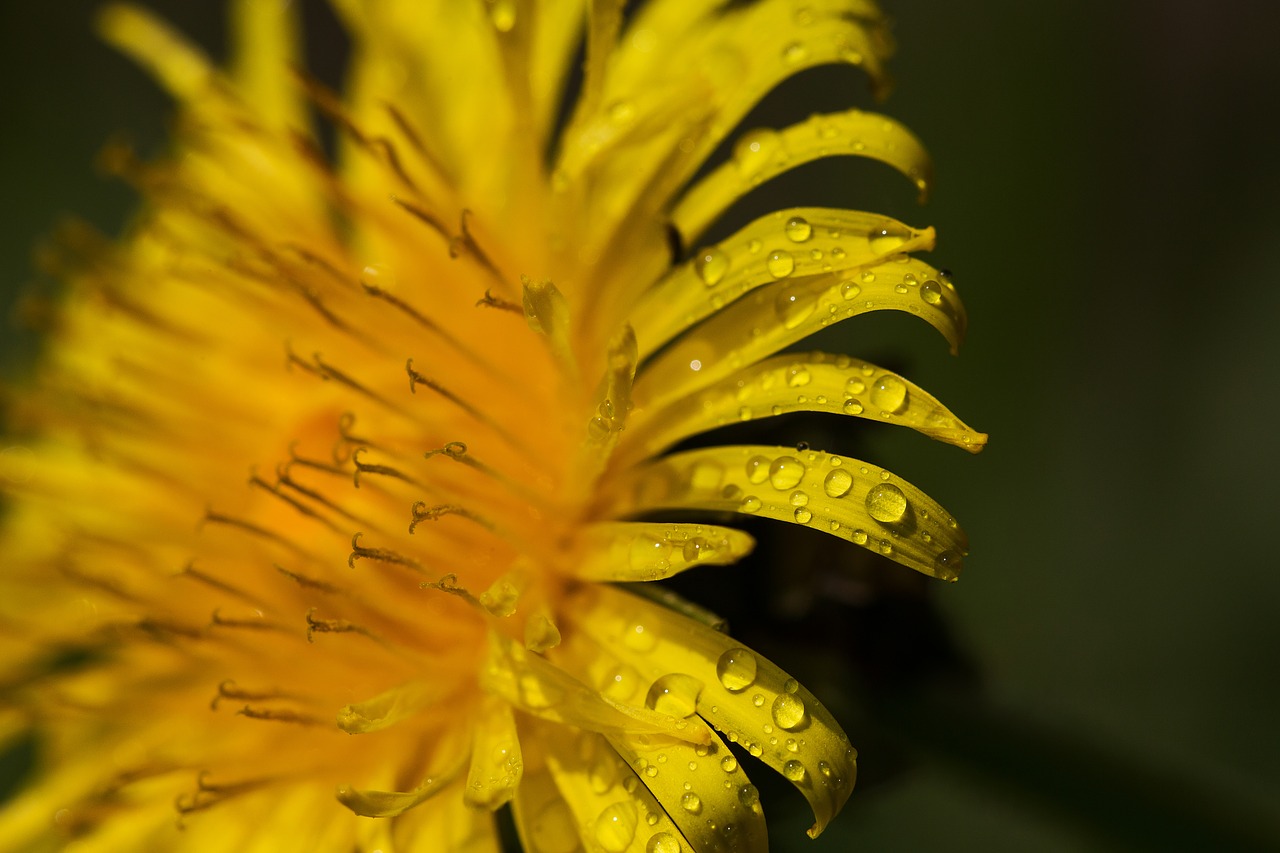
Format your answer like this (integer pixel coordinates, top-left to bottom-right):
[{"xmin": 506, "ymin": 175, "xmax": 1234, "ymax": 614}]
[
  {"xmin": 782, "ymin": 42, "xmax": 808, "ymax": 64},
  {"xmin": 607, "ymin": 100, "xmax": 634, "ymax": 125},
  {"xmin": 680, "ymin": 792, "xmax": 703, "ymax": 814},
  {"xmin": 623, "ymin": 620, "xmax": 658, "ymax": 652},
  {"xmin": 738, "ymin": 784, "xmax": 762, "ymax": 814},
  {"xmin": 793, "ymin": 508, "xmax": 812, "ymax": 524},
  {"xmin": 720, "ymin": 755, "xmax": 739, "ymax": 773},
  {"xmin": 934, "ymin": 550, "xmax": 963, "ymax": 581},
  {"xmin": 745, "ymin": 455, "xmax": 771, "ymax": 484},
  {"xmin": 752, "ymin": 694, "xmax": 765, "ymax": 707},
  {"xmin": 532, "ymin": 801, "xmax": 579, "ymax": 853},
  {"xmin": 716, "ymin": 648, "xmax": 758, "ymax": 692},
  {"xmin": 786, "ymin": 364, "xmax": 811, "ymax": 387},
  {"xmin": 841, "ymin": 399, "xmax": 864, "ymax": 415},
  {"xmin": 648, "ymin": 833, "xmax": 681, "ymax": 853},
  {"xmin": 921, "ymin": 280, "xmax": 943, "ymax": 304},
  {"xmin": 852, "ymin": 529, "xmax": 868, "ymax": 545},
  {"xmin": 870, "ymin": 375, "xmax": 908, "ymax": 413},
  {"xmin": 790, "ymin": 490, "xmax": 809, "ymax": 507},
  {"xmin": 785, "ymin": 738, "xmax": 799, "ymax": 753},
  {"xmin": 773, "ymin": 282, "xmax": 813, "ymax": 329},
  {"xmin": 823, "ymin": 469, "xmax": 853, "ymax": 498},
  {"xmin": 783, "ymin": 760, "xmax": 807, "ymax": 782},
  {"xmin": 747, "ymin": 238, "xmax": 763, "ymax": 253},
  {"xmin": 594, "ymin": 801, "xmax": 638, "ymax": 852},
  {"xmin": 867, "ymin": 222, "xmax": 910, "ymax": 254},
  {"xmin": 772, "ymin": 693, "xmax": 808, "ymax": 730},
  {"xmin": 681, "ymin": 536, "xmax": 710, "ymax": 562},
  {"xmin": 695, "ymin": 247, "xmax": 729, "ymax": 286},
  {"xmin": 865, "ymin": 483, "xmax": 908, "ymax": 524},
  {"xmin": 739, "ymin": 495, "xmax": 762, "ymax": 514},
  {"xmin": 785, "ymin": 216, "xmax": 812, "ymax": 242},
  {"xmin": 359, "ymin": 263, "xmax": 396, "ymax": 290},
  {"xmin": 839, "ymin": 280, "xmax": 861, "ymax": 300},
  {"xmin": 767, "ymin": 250, "xmax": 795, "ymax": 279},
  {"xmin": 894, "ymin": 283, "xmax": 909, "ymax": 294},
  {"xmin": 629, "ymin": 534, "xmax": 671, "ymax": 574},
  {"xmin": 732, "ymin": 129, "xmax": 783, "ymax": 177},
  {"xmin": 489, "ymin": 0, "xmax": 517, "ymax": 31},
  {"xmin": 768, "ymin": 456, "xmax": 806, "ymax": 490},
  {"xmin": 645, "ymin": 673, "xmax": 704, "ymax": 718}
]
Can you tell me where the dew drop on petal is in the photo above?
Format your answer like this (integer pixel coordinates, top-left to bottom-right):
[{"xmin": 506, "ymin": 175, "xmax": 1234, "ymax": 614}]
[
  {"xmin": 839, "ymin": 280, "xmax": 861, "ymax": 300},
  {"xmin": 360, "ymin": 263, "xmax": 395, "ymax": 290},
  {"xmin": 716, "ymin": 648, "xmax": 758, "ymax": 692},
  {"xmin": 768, "ymin": 456, "xmax": 805, "ymax": 490},
  {"xmin": 680, "ymin": 792, "xmax": 703, "ymax": 814},
  {"xmin": 623, "ymin": 620, "xmax": 658, "ymax": 652},
  {"xmin": 695, "ymin": 247, "xmax": 730, "ymax": 286},
  {"xmin": 745, "ymin": 455, "xmax": 771, "ymax": 484},
  {"xmin": 870, "ymin": 376, "xmax": 908, "ymax": 413},
  {"xmin": 865, "ymin": 483, "xmax": 908, "ymax": 524},
  {"xmin": 774, "ymin": 282, "xmax": 814, "ymax": 328},
  {"xmin": 793, "ymin": 508, "xmax": 812, "ymax": 524},
  {"xmin": 648, "ymin": 833, "xmax": 681, "ymax": 853},
  {"xmin": 733, "ymin": 129, "xmax": 783, "ymax": 177},
  {"xmin": 720, "ymin": 755, "xmax": 739, "ymax": 773},
  {"xmin": 738, "ymin": 784, "xmax": 762, "ymax": 814},
  {"xmin": 934, "ymin": 550, "xmax": 963, "ymax": 580},
  {"xmin": 823, "ymin": 469, "xmax": 853, "ymax": 498},
  {"xmin": 644, "ymin": 673, "xmax": 704, "ymax": 718},
  {"xmin": 594, "ymin": 801, "xmax": 638, "ymax": 852},
  {"xmin": 785, "ymin": 216, "xmax": 812, "ymax": 242},
  {"xmin": 739, "ymin": 495, "xmax": 762, "ymax": 513},
  {"xmin": 772, "ymin": 693, "xmax": 808, "ymax": 730},
  {"xmin": 767, "ymin": 250, "xmax": 796, "ymax": 279},
  {"xmin": 841, "ymin": 398, "xmax": 864, "ymax": 415},
  {"xmin": 921, "ymin": 280, "xmax": 943, "ymax": 304},
  {"xmin": 783, "ymin": 760, "xmax": 807, "ymax": 782}
]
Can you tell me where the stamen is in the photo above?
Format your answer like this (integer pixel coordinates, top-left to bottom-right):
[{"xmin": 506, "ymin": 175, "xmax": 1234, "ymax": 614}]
[
  {"xmin": 132, "ymin": 617, "xmax": 205, "ymax": 642},
  {"xmin": 287, "ymin": 347, "xmax": 403, "ymax": 415},
  {"xmin": 475, "ymin": 289, "xmax": 522, "ymax": 313},
  {"xmin": 275, "ymin": 463, "xmax": 369, "ymax": 526},
  {"xmin": 277, "ymin": 243, "xmax": 354, "ymax": 290},
  {"xmin": 305, "ymin": 606, "xmax": 375, "ymax": 643},
  {"xmin": 178, "ymin": 562, "xmax": 257, "ymax": 605},
  {"xmin": 286, "ymin": 441, "xmax": 349, "ymax": 476},
  {"xmin": 351, "ymin": 447, "xmax": 423, "ymax": 490},
  {"xmin": 449, "ymin": 210, "xmax": 507, "ymax": 286},
  {"xmin": 347, "ymin": 532, "xmax": 424, "ymax": 572},
  {"xmin": 209, "ymin": 609, "xmax": 287, "ymax": 632},
  {"xmin": 236, "ymin": 705, "xmax": 323, "ymax": 726},
  {"xmin": 210, "ymin": 680, "xmax": 298, "ymax": 710},
  {"xmin": 248, "ymin": 468, "xmax": 346, "ymax": 534},
  {"xmin": 360, "ymin": 276, "xmax": 480, "ymax": 362},
  {"xmin": 405, "ymin": 359, "xmax": 527, "ymax": 452},
  {"xmin": 201, "ymin": 509, "xmax": 305, "ymax": 556},
  {"xmin": 275, "ymin": 564, "xmax": 342, "ymax": 595},
  {"xmin": 389, "ymin": 194, "xmax": 451, "ymax": 243},
  {"xmin": 408, "ymin": 501, "xmax": 495, "ymax": 534},
  {"xmin": 423, "ymin": 442, "xmax": 543, "ymax": 504}
]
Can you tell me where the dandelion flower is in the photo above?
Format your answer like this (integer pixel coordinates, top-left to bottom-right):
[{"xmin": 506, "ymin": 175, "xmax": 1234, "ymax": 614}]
[{"xmin": 0, "ymin": 1, "xmax": 985, "ymax": 851}]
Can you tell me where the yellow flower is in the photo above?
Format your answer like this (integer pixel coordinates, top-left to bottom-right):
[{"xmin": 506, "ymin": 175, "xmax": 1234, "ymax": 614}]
[{"xmin": 0, "ymin": 1, "xmax": 984, "ymax": 851}]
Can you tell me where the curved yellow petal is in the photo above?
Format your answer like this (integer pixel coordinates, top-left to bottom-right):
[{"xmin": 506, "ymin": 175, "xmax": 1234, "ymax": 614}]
[
  {"xmin": 572, "ymin": 522, "xmax": 756, "ymax": 582},
  {"xmin": 518, "ymin": 720, "xmax": 698, "ymax": 853},
  {"xmin": 336, "ymin": 679, "xmax": 440, "ymax": 735},
  {"xmin": 619, "ymin": 352, "xmax": 987, "ymax": 464},
  {"xmin": 336, "ymin": 737, "xmax": 468, "ymax": 818},
  {"xmin": 97, "ymin": 4, "xmax": 214, "ymax": 101},
  {"xmin": 610, "ymin": 445, "xmax": 968, "ymax": 581},
  {"xmin": 464, "ymin": 696, "xmax": 523, "ymax": 809},
  {"xmin": 563, "ymin": 585, "xmax": 856, "ymax": 838},
  {"xmin": 230, "ymin": 0, "xmax": 305, "ymax": 130},
  {"xmin": 630, "ymin": 208, "xmax": 937, "ymax": 362},
  {"xmin": 674, "ymin": 109, "xmax": 931, "ymax": 245},
  {"xmin": 634, "ymin": 259, "xmax": 966, "ymax": 412}
]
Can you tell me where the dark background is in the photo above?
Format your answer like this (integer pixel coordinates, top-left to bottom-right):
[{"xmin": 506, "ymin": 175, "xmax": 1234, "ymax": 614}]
[{"xmin": 3, "ymin": 1, "xmax": 1279, "ymax": 850}]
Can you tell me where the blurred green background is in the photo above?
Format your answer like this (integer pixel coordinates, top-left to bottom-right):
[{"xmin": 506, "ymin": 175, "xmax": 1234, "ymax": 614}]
[{"xmin": 3, "ymin": 1, "xmax": 1279, "ymax": 850}]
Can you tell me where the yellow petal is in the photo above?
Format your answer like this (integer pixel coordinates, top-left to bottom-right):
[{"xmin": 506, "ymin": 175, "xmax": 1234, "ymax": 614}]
[
  {"xmin": 482, "ymin": 633, "xmax": 714, "ymax": 746},
  {"xmin": 633, "ymin": 258, "xmax": 965, "ymax": 412},
  {"xmin": 336, "ymin": 737, "xmax": 468, "ymax": 818},
  {"xmin": 97, "ymin": 3, "xmax": 215, "ymax": 101},
  {"xmin": 336, "ymin": 679, "xmax": 440, "ymax": 735},
  {"xmin": 572, "ymin": 522, "xmax": 756, "ymax": 582},
  {"xmin": 230, "ymin": 0, "xmax": 305, "ymax": 130},
  {"xmin": 674, "ymin": 109, "xmax": 931, "ymax": 245},
  {"xmin": 619, "ymin": 352, "xmax": 987, "ymax": 464},
  {"xmin": 464, "ymin": 696, "xmax": 524, "ymax": 809},
  {"xmin": 564, "ymin": 585, "xmax": 856, "ymax": 838},
  {"xmin": 517, "ymin": 719, "xmax": 697, "ymax": 853},
  {"xmin": 630, "ymin": 207, "xmax": 937, "ymax": 362},
  {"xmin": 610, "ymin": 445, "xmax": 968, "ymax": 581}
]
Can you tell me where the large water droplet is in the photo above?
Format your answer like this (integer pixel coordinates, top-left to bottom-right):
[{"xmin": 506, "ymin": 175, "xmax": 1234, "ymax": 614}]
[
  {"xmin": 695, "ymin": 247, "xmax": 729, "ymax": 286},
  {"xmin": 720, "ymin": 755, "xmax": 739, "ymax": 773},
  {"xmin": 773, "ymin": 282, "xmax": 814, "ymax": 329},
  {"xmin": 739, "ymin": 495, "xmax": 762, "ymax": 513},
  {"xmin": 594, "ymin": 801, "xmax": 637, "ymax": 852},
  {"xmin": 738, "ymin": 784, "xmax": 762, "ymax": 814},
  {"xmin": 716, "ymin": 648, "xmax": 758, "ymax": 692},
  {"xmin": 783, "ymin": 760, "xmax": 807, "ymax": 782},
  {"xmin": 865, "ymin": 483, "xmax": 908, "ymax": 524},
  {"xmin": 648, "ymin": 833, "xmax": 680, "ymax": 853},
  {"xmin": 772, "ymin": 693, "xmax": 808, "ymax": 730},
  {"xmin": 823, "ymin": 469, "xmax": 854, "ymax": 499},
  {"xmin": 645, "ymin": 673, "xmax": 704, "ymax": 718},
  {"xmin": 785, "ymin": 216, "xmax": 813, "ymax": 242},
  {"xmin": 870, "ymin": 375, "xmax": 908, "ymax": 413},
  {"xmin": 766, "ymin": 250, "xmax": 795, "ymax": 279},
  {"xmin": 921, "ymin": 280, "xmax": 943, "ymax": 305},
  {"xmin": 793, "ymin": 508, "xmax": 812, "ymax": 524},
  {"xmin": 680, "ymin": 792, "xmax": 703, "ymax": 814},
  {"xmin": 745, "ymin": 455, "xmax": 771, "ymax": 484},
  {"xmin": 768, "ymin": 456, "xmax": 806, "ymax": 490}
]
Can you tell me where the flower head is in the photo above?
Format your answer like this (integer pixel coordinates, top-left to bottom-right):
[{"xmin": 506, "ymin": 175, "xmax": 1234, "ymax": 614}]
[{"xmin": 0, "ymin": 1, "xmax": 984, "ymax": 850}]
